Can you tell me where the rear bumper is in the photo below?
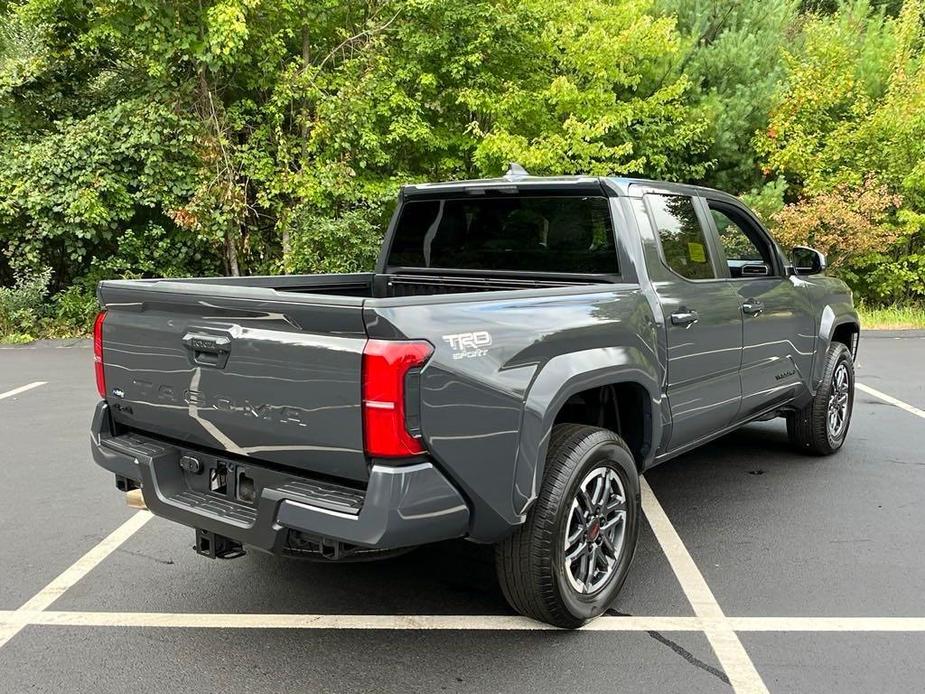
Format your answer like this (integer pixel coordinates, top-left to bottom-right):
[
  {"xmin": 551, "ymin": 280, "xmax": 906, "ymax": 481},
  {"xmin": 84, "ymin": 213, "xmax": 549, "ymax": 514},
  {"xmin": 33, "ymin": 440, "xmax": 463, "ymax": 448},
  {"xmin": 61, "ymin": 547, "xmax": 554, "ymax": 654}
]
[{"xmin": 90, "ymin": 402, "xmax": 470, "ymax": 554}]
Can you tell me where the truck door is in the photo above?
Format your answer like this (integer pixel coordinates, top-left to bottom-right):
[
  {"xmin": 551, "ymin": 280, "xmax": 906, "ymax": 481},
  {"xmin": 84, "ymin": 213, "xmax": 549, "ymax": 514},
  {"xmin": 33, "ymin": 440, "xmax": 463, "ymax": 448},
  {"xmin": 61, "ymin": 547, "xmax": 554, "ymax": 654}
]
[
  {"xmin": 703, "ymin": 198, "xmax": 816, "ymax": 421},
  {"xmin": 638, "ymin": 193, "xmax": 744, "ymax": 451}
]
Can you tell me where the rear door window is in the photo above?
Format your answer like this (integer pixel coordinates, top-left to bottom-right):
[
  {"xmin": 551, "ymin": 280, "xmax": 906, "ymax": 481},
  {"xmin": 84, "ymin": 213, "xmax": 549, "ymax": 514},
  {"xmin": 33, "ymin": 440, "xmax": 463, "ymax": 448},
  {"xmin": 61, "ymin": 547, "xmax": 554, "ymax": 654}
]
[
  {"xmin": 386, "ymin": 196, "xmax": 618, "ymax": 275},
  {"xmin": 645, "ymin": 194, "xmax": 716, "ymax": 280}
]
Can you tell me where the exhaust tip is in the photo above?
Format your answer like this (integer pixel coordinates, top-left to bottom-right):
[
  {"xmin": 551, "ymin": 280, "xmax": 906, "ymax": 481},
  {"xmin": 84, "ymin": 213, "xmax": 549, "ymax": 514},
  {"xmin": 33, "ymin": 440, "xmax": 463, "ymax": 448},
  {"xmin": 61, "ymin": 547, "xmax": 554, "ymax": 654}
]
[{"xmin": 125, "ymin": 488, "xmax": 147, "ymax": 510}]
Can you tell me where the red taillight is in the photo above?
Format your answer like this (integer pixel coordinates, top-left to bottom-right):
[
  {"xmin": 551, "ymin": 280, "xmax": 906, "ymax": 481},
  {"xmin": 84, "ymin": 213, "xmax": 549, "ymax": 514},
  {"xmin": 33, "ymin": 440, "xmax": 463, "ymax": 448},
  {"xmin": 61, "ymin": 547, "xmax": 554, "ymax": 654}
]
[
  {"xmin": 362, "ymin": 339, "xmax": 433, "ymax": 458},
  {"xmin": 93, "ymin": 310, "xmax": 107, "ymax": 398}
]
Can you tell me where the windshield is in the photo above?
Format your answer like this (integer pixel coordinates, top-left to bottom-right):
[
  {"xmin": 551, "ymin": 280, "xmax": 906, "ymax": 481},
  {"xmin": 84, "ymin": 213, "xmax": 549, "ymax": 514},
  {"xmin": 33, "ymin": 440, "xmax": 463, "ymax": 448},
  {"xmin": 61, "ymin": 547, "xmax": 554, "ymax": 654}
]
[{"xmin": 386, "ymin": 196, "xmax": 618, "ymax": 274}]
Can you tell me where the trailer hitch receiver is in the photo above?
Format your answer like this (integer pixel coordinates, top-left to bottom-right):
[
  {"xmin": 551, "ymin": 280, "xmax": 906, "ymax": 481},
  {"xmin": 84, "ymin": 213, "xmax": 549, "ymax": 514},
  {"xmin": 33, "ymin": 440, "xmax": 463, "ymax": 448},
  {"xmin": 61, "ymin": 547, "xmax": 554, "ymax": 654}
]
[{"xmin": 194, "ymin": 528, "xmax": 245, "ymax": 559}]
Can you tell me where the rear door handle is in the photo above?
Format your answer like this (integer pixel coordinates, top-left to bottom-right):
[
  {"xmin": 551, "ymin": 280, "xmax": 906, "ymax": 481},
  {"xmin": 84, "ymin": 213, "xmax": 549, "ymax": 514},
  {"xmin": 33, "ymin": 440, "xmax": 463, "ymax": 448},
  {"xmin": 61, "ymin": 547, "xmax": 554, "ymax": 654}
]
[
  {"xmin": 670, "ymin": 309, "xmax": 699, "ymax": 327},
  {"xmin": 742, "ymin": 300, "xmax": 764, "ymax": 316}
]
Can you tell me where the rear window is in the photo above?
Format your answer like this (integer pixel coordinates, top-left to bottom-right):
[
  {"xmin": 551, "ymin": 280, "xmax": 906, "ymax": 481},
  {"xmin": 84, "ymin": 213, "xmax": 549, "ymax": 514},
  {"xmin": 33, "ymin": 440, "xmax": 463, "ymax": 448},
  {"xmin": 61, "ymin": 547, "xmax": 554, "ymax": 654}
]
[{"xmin": 386, "ymin": 196, "xmax": 618, "ymax": 274}]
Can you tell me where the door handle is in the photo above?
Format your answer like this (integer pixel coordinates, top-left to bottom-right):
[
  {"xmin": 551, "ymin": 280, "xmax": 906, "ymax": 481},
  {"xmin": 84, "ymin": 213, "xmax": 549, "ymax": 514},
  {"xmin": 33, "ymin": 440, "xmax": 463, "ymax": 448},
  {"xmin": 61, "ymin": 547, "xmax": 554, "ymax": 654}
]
[
  {"xmin": 670, "ymin": 309, "xmax": 699, "ymax": 327},
  {"xmin": 742, "ymin": 300, "xmax": 764, "ymax": 316}
]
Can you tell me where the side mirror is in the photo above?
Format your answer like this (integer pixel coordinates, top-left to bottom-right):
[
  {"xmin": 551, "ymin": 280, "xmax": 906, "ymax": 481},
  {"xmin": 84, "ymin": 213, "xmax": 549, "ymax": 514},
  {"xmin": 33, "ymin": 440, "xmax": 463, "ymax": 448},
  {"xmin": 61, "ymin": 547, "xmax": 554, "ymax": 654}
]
[{"xmin": 790, "ymin": 246, "xmax": 826, "ymax": 276}]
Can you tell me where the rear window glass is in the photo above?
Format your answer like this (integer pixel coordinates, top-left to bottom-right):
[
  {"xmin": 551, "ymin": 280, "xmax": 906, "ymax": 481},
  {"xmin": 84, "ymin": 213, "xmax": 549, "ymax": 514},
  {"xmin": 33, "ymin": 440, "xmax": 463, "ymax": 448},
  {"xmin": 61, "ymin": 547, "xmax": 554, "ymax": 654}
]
[{"xmin": 386, "ymin": 196, "xmax": 618, "ymax": 274}]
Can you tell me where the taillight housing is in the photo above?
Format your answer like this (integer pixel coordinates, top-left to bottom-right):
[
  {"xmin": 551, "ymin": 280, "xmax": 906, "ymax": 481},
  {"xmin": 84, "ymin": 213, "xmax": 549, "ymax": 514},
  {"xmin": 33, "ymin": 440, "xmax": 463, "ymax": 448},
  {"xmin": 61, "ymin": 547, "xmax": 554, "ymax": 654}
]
[
  {"xmin": 93, "ymin": 310, "xmax": 107, "ymax": 398},
  {"xmin": 362, "ymin": 339, "xmax": 433, "ymax": 458}
]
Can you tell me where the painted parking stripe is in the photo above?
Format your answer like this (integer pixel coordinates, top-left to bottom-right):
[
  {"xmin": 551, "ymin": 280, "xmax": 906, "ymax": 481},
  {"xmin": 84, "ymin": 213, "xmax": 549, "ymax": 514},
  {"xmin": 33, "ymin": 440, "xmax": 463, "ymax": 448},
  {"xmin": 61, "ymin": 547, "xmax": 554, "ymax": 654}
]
[
  {"xmin": 729, "ymin": 617, "xmax": 925, "ymax": 632},
  {"xmin": 0, "ymin": 381, "xmax": 46, "ymax": 401},
  {"xmin": 0, "ymin": 611, "xmax": 701, "ymax": 631},
  {"xmin": 641, "ymin": 478, "xmax": 769, "ymax": 694},
  {"xmin": 18, "ymin": 511, "xmax": 152, "ymax": 613},
  {"xmin": 3, "ymin": 611, "xmax": 922, "ymax": 633},
  {"xmin": 857, "ymin": 382, "xmax": 925, "ymax": 420},
  {"xmin": 0, "ymin": 511, "xmax": 152, "ymax": 650}
]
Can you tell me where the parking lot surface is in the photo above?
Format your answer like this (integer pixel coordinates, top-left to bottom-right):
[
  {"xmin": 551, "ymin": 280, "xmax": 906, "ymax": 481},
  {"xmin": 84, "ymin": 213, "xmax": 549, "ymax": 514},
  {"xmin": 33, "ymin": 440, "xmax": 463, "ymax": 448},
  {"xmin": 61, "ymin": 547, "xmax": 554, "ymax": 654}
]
[{"xmin": 1, "ymin": 333, "xmax": 924, "ymax": 693}]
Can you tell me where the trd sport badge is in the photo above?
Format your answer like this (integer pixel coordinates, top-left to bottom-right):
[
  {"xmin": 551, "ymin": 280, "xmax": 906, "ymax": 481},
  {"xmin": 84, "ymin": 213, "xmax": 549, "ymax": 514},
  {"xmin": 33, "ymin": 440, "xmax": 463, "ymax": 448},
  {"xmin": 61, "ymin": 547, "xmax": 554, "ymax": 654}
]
[{"xmin": 442, "ymin": 331, "xmax": 492, "ymax": 359}]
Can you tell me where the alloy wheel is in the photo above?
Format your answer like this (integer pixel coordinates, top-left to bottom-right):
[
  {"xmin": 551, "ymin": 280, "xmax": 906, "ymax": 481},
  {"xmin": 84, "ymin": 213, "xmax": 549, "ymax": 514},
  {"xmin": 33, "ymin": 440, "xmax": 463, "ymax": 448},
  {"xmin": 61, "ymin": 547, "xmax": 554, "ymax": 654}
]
[
  {"xmin": 827, "ymin": 361, "xmax": 851, "ymax": 440},
  {"xmin": 563, "ymin": 466, "xmax": 627, "ymax": 595}
]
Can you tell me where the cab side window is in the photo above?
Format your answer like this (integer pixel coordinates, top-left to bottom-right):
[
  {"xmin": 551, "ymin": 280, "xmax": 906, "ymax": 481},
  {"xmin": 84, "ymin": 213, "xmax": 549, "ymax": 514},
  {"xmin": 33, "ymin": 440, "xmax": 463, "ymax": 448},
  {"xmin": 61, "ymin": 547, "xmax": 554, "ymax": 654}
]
[
  {"xmin": 646, "ymin": 194, "xmax": 716, "ymax": 280},
  {"xmin": 708, "ymin": 202, "xmax": 778, "ymax": 278}
]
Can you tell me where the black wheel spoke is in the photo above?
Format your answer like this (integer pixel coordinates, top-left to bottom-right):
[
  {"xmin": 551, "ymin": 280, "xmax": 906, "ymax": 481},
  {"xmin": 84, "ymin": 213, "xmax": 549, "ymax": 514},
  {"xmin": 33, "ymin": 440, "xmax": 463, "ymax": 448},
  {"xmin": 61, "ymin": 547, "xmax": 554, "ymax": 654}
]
[{"xmin": 577, "ymin": 490, "xmax": 594, "ymax": 517}]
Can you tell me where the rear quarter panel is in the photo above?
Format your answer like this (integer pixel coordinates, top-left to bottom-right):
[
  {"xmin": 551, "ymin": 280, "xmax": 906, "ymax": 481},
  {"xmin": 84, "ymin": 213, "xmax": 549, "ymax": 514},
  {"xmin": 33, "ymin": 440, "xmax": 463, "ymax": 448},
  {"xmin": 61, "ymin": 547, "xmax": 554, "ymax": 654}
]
[{"xmin": 365, "ymin": 285, "xmax": 661, "ymax": 541}]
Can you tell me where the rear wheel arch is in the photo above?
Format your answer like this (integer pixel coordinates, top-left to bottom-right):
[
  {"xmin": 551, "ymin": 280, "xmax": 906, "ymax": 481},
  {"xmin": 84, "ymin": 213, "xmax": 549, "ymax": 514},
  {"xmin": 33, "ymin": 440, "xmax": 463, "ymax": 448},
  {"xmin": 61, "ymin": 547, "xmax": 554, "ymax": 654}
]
[
  {"xmin": 513, "ymin": 354, "xmax": 661, "ymax": 519},
  {"xmin": 551, "ymin": 382, "xmax": 653, "ymax": 471}
]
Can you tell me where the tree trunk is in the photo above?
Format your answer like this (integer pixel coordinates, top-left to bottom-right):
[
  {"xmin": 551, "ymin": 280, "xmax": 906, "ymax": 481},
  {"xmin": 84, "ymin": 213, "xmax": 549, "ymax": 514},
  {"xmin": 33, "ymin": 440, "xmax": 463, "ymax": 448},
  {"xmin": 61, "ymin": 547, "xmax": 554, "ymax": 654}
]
[
  {"xmin": 197, "ymin": 68, "xmax": 242, "ymax": 277},
  {"xmin": 225, "ymin": 226, "xmax": 240, "ymax": 276}
]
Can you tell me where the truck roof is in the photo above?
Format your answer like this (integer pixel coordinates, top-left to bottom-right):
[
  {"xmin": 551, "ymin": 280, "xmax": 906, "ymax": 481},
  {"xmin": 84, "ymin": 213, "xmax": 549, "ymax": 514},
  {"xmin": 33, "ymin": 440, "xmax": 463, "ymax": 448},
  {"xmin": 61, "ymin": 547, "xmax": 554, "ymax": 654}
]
[{"xmin": 401, "ymin": 167, "xmax": 741, "ymax": 204}]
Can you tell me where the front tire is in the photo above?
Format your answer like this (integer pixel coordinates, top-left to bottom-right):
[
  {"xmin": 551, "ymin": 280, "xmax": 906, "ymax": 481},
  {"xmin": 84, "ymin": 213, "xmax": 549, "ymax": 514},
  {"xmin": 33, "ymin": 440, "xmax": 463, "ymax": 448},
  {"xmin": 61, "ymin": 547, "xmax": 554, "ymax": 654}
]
[
  {"xmin": 495, "ymin": 424, "xmax": 640, "ymax": 628},
  {"xmin": 787, "ymin": 342, "xmax": 855, "ymax": 455}
]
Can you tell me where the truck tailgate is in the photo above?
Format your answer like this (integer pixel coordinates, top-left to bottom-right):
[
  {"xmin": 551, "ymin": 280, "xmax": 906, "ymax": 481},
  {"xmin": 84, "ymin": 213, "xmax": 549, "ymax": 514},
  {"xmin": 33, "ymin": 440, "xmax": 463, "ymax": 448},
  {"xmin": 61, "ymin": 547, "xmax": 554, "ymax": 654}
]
[{"xmin": 98, "ymin": 280, "xmax": 370, "ymax": 482}]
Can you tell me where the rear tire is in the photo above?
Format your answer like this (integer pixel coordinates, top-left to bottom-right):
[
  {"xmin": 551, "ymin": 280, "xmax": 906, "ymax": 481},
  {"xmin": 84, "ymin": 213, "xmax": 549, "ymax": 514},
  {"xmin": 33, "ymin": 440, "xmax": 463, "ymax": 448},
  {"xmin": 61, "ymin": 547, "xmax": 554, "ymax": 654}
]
[
  {"xmin": 787, "ymin": 343, "xmax": 854, "ymax": 455},
  {"xmin": 495, "ymin": 424, "xmax": 640, "ymax": 628}
]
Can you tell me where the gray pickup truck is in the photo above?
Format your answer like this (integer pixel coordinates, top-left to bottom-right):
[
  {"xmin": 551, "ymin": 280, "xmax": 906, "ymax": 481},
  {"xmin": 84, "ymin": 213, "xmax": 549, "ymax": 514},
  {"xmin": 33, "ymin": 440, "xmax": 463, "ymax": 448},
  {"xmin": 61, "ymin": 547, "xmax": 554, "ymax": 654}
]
[{"xmin": 90, "ymin": 167, "xmax": 859, "ymax": 627}]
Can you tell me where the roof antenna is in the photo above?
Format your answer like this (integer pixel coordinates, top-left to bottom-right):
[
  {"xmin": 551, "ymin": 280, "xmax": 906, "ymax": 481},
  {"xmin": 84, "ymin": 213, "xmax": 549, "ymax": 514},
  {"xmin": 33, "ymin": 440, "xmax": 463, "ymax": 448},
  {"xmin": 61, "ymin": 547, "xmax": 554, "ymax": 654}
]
[{"xmin": 504, "ymin": 162, "xmax": 530, "ymax": 179}]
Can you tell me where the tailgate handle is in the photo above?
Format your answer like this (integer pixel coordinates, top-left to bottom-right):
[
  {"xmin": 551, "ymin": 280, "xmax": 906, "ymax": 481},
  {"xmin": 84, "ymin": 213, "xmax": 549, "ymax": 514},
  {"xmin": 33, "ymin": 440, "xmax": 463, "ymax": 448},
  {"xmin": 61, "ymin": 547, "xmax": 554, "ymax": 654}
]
[{"xmin": 183, "ymin": 333, "xmax": 231, "ymax": 368}]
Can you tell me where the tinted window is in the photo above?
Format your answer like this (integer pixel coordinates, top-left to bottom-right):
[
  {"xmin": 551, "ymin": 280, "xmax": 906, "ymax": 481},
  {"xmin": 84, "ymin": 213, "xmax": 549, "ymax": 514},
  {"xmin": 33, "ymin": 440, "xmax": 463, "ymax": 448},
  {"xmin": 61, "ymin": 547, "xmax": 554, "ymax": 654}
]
[
  {"xmin": 708, "ymin": 203, "xmax": 777, "ymax": 278},
  {"xmin": 646, "ymin": 194, "xmax": 715, "ymax": 280},
  {"xmin": 711, "ymin": 209, "xmax": 762, "ymax": 261},
  {"xmin": 386, "ymin": 196, "xmax": 618, "ymax": 274}
]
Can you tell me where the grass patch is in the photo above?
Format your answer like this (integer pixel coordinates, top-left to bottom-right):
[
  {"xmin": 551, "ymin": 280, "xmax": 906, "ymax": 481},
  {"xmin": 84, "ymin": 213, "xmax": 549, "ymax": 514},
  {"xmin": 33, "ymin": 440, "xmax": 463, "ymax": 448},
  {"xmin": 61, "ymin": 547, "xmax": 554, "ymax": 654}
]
[{"xmin": 857, "ymin": 302, "xmax": 925, "ymax": 330}]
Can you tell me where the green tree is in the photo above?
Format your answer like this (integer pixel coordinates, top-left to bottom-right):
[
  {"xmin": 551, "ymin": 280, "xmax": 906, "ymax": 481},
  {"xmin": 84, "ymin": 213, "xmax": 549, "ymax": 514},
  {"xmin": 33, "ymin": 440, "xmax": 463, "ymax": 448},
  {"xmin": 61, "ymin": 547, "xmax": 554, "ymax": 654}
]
[
  {"xmin": 471, "ymin": 0, "xmax": 712, "ymax": 180},
  {"xmin": 1, "ymin": 0, "xmax": 713, "ymax": 284},
  {"xmin": 656, "ymin": 0, "xmax": 800, "ymax": 192},
  {"xmin": 757, "ymin": 0, "xmax": 925, "ymax": 302}
]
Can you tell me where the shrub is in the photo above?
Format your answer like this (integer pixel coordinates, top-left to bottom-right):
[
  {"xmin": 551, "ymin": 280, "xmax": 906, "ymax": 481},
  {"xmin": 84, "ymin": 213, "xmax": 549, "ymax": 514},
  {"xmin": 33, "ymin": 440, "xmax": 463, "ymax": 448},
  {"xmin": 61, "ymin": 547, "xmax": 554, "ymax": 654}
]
[
  {"xmin": 841, "ymin": 247, "xmax": 925, "ymax": 304},
  {"xmin": 51, "ymin": 285, "xmax": 100, "ymax": 334},
  {"xmin": 770, "ymin": 177, "xmax": 903, "ymax": 269},
  {"xmin": 285, "ymin": 207, "xmax": 386, "ymax": 275},
  {"xmin": 0, "ymin": 266, "xmax": 51, "ymax": 341}
]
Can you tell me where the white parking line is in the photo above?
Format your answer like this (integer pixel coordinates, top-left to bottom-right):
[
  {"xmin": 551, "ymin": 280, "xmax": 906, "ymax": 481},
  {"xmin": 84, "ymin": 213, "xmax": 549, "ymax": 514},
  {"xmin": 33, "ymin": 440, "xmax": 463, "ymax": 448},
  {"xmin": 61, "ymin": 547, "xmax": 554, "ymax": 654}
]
[
  {"xmin": 729, "ymin": 617, "xmax": 925, "ymax": 632},
  {"xmin": 0, "ymin": 381, "xmax": 46, "ymax": 401},
  {"xmin": 857, "ymin": 382, "xmax": 925, "ymax": 420},
  {"xmin": 0, "ymin": 611, "xmax": 702, "ymax": 631},
  {"xmin": 3, "ymin": 611, "xmax": 922, "ymax": 633},
  {"xmin": 0, "ymin": 511, "xmax": 151, "ymax": 649},
  {"xmin": 641, "ymin": 478, "xmax": 769, "ymax": 694}
]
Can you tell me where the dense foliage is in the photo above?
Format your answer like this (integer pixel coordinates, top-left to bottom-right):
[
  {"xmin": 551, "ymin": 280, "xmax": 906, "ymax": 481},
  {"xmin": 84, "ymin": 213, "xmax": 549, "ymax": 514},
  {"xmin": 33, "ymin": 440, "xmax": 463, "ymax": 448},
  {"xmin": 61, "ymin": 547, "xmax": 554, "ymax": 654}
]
[{"xmin": 0, "ymin": 0, "xmax": 923, "ymax": 339}]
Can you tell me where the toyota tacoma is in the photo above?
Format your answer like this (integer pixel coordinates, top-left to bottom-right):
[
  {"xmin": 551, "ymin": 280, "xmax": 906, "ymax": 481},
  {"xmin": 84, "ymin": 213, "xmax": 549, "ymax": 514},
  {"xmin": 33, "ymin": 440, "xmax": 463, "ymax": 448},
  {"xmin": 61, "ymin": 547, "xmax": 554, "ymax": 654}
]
[{"xmin": 90, "ymin": 166, "xmax": 859, "ymax": 627}]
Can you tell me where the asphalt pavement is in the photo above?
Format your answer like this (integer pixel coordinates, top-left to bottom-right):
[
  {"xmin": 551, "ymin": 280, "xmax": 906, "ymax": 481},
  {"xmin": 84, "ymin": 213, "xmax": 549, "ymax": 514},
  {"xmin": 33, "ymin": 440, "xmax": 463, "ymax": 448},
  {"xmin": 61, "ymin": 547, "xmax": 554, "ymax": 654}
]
[{"xmin": 0, "ymin": 332, "xmax": 923, "ymax": 693}]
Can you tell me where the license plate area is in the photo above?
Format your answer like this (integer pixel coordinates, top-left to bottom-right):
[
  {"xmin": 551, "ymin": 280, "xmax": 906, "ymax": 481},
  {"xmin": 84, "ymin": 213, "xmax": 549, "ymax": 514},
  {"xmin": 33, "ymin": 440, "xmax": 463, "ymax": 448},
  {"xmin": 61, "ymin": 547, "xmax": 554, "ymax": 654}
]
[{"xmin": 177, "ymin": 452, "xmax": 258, "ymax": 506}]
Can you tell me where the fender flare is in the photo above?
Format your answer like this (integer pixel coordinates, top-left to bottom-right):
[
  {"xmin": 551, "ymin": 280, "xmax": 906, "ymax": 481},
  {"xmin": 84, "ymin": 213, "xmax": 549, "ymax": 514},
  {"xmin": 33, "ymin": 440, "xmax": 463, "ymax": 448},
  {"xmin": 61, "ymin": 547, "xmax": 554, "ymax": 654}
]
[
  {"xmin": 813, "ymin": 304, "xmax": 859, "ymax": 390},
  {"xmin": 511, "ymin": 346, "xmax": 662, "ymax": 518}
]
